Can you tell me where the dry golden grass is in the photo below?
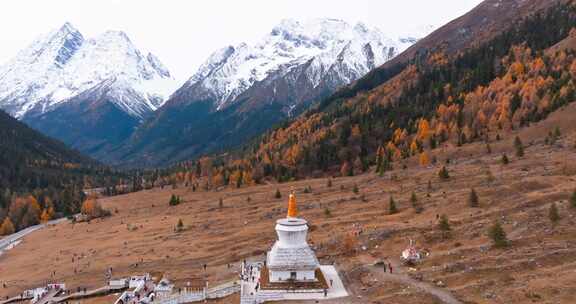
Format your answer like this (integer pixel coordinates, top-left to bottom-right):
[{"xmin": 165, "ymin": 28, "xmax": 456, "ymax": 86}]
[{"xmin": 1, "ymin": 104, "xmax": 576, "ymax": 303}]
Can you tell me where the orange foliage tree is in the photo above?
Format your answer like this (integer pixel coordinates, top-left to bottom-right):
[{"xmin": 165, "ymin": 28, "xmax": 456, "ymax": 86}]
[
  {"xmin": 0, "ymin": 217, "xmax": 15, "ymax": 235},
  {"xmin": 419, "ymin": 151, "xmax": 430, "ymax": 167}
]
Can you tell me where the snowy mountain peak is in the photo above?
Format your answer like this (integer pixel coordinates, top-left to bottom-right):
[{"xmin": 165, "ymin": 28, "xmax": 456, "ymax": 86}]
[
  {"xmin": 94, "ymin": 30, "xmax": 135, "ymax": 50},
  {"xmin": 180, "ymin": 18, "xmax": 422, "ymax": 111},
  {"xmin": 147, "ymin": 53, "xmax": 171, "ymax": 78},
  {"xmin": 58, "ymin": 22, "xmax": 79, "ymax": 35},
  {"xmin": 0, "ymin": 23, "xmax": 176, "ymax": 119}
]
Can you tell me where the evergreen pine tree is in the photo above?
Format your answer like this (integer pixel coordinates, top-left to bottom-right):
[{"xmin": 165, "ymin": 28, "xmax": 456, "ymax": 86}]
[
  {"xmin": 501, "ymin": 153, "xmax": 509, "ymax": 165},
  {"xmin": 549, "ymin": 202, "xmax": 560, "ymax": 224},
  {"xmin": 410, "ymin": 191, "xmax": 417, "ymax": 205},
  {"xmin": 382, "ymin": 157, "xmax": 391, "ymax": 174},
  {"xmin": 488, "ymin": 221, "xmax": 508, "ymax": 248},
  {"xmin": 514, "ymin": 136, "xmax": 524, "ymax": 157},
  {"xmin": 389, "ymin": 197, "xmax": 398, "ymax": 214},
  {"xmin": 169, "ymin": 194, "xmax": 178, "ymax": 206},
  {"xmin": 411, "ymin": 191, "xmax": 423, "ymax": 213},
  {"xmin": 438, "ymin": 214, "xmax": 451, "ymax": 232},
  {"xmin": 275, "ymin": 189, "xmax": 282, "ymax": 199},
  {"xmin": 469, "ymin": 188, "xmax": 479, "ymax": 207},
  {"xmin": 176, "ymin": 218, "xmax": 184, "ymax": 232},
  {"xmin": 324, "ymin": 207, "xmax": 332, "ymax": 217}
]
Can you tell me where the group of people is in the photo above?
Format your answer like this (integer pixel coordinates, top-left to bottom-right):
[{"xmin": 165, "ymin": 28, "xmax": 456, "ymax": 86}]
[{"xmin": 241, "ymin": 261, "xmax": 262, "ymax": 295}]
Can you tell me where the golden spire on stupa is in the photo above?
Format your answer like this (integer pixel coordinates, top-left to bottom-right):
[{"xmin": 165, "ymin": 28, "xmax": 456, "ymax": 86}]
[{"xmin": 287, "ymin": 190, "xmax": 298, "ymax": 218}]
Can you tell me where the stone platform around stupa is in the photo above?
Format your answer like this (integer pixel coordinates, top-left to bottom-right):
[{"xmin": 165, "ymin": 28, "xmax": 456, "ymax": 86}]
[{"xmin": 240, "ymin": 262, "xmax": 348, "ymax": 303}]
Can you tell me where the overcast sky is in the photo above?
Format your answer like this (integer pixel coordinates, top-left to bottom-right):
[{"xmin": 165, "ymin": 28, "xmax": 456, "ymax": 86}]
[{"xmin": 0, "ymin": 0, "xmax": 483, "ymax": 82}]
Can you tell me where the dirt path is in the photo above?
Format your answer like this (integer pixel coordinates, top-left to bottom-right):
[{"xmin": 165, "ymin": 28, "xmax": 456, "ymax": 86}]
[
  {"xmin": 365, "ymin": 265, "xmax": 462, "ymax": 304},
  {"xmin": 0, "ymin": 217, "xmax": 68, "ymax": 255}
]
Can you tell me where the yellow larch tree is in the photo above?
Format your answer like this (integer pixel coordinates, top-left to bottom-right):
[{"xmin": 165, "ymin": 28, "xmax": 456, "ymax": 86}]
[
  {"xmin": 0, "ymin": 217, "xmax": 15, "ymax": 235},
  {"xmin": 419, "ymin": 151, "xmax": 430, "ymax": 167}
]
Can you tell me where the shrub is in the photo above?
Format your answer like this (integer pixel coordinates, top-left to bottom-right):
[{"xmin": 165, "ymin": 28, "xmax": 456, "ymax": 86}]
[
  {"xmin": 438, "ymin": 166, "xmax": 450, "ymax": 180},
  {"xmin": 488, "ymin": 221, "xmax": 508, "ymax": 248},
  {"xmin": 438, "ymin": 214, "xmax": 451, "ymax": 232},
  {"xmin": 275, "ymin": 189, "xmax": 282, "ymax": 199},
  {"xmin": 324, "ymin": 207, "xmax": 332, "ymax": 217},
  {"xmin": 327, "ymin": 179, "xmax": 333, "ymax": 188},
  {"xmin": 571, "ymin": 189, "xmax": 576, "ymax": 208},
  {"xmin": 352, "ymin": 184, "xmax": 359, "ymax": 194}
]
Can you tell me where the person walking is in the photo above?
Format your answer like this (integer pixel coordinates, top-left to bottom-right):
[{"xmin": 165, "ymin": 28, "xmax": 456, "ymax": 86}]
[{"xmin": 388, "ymin": 263, "xmax": 393, "ymax": 274}]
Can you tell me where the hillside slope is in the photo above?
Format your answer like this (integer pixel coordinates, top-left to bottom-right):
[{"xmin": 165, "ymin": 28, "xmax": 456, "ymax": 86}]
[
  {"xmin": 321, "ymin": 0, "xmax": 566, "ymax": 108},
  {"xmin": 0, "ymin": 110, "xmax": 89, "ymax": 166},
  {"xmin": 200, "ymin": 0, "xmax": 576, "ymax": 183},
  {"xmin": 2, "ymin": 100, "xmax": 575, "ymax": 302},
  {"xmin": 0, "ymin": 109, "xmax": 122, "ymax": 232}
]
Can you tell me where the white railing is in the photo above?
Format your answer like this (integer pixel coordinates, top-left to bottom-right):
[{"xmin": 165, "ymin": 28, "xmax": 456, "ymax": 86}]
[
  {"xmin": 151, "ymin": 281, "xmax": 239, "ymax": 304},
  {"xmin": 152, "ymin": 291, "xmax": 204, "ymax": 304}
]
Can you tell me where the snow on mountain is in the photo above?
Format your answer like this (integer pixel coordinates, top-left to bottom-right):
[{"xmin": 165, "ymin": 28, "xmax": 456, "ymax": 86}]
[
  {"xmin": 179, "ymin": 18, "xmax": 424, "ymax": 111},
  {"xmin": 0, "ymin": 22, "xmax": 176, "ymax": 119}
]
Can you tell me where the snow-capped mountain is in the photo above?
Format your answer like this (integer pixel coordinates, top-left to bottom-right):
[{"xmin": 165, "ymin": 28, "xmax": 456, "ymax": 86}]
[
  {"xmin": 175, "ymin": 18, "xmax": 419, "ymax": 113},
  {"xmin": 113, "ymin": 19, "xmax": 430, "ymax": 167},
  {"xmin": 0, "ymin": 22, "xmax": 175, "ymax": 119}
]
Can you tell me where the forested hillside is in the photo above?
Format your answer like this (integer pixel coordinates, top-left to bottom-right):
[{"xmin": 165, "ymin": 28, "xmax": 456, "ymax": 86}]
[
  {"xmin": 0, "ymin": 110, "xmax": 121, "ymax": 234},
  {"xmin": 156, "ymin": 1, "xmax": 576, "ymax": 188}
]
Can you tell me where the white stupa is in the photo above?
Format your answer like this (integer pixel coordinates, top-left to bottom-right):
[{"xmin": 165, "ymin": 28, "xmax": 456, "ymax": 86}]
[
  {"xmin": 266, "ymin": 192, "xmax": 320, "ymax": 282},
  {"xmin": 239, "ymin": 191, "xmax": 348, "ymax": 303}
]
